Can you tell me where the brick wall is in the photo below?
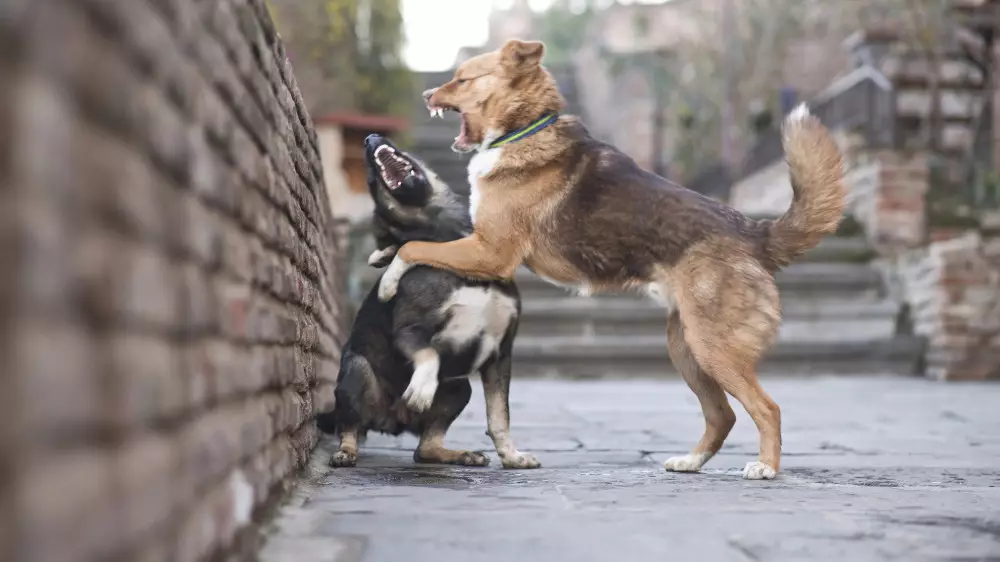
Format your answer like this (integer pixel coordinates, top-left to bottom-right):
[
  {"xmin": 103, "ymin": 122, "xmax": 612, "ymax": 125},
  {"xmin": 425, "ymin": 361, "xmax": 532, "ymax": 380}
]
[
  {"xmin": 845, "ymin": 147, "xmax": 931, "ymax": 252},
  {"xmin": 843, "ymin": 139, "xmax": 1000, "ymax": 381},
  {"xmin": 893, "ymin": 232, "xmax": 1000, "ymax": 381},
  {"xmin": 1, "ymin": 1, "xmax": 347, "ymax": 561}
]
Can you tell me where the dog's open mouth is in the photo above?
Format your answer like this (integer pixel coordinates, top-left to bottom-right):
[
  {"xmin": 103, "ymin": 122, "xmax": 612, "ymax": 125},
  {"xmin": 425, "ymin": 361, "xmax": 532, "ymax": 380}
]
[
  {"xmin": 428, "ymin": 103, "xmax": 469, "ymax": 147},
  {"xmin": 373, "ymin": 145, "xmax": 414, "ymax": 189}
]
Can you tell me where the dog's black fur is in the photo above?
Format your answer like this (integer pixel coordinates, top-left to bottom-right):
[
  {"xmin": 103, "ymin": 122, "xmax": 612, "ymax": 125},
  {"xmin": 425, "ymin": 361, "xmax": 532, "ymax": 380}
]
[{"xmin": 316, "ymin": 135, "xmax": 539, "ymax": 469}]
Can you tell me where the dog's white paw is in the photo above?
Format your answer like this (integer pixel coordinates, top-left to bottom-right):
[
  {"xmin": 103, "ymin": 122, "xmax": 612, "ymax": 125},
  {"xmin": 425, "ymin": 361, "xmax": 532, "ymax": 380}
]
[
  {"xmin": 377, "ymin": 256, "xmax": 412, "ymax": 301},
  {"xmin": 403, "ymin": 375, "xmax": 437, "ymax": 412},
  {"xmin": 367, "ymin": 246, "xmax": 397, "ymax": 268},
  {"xmin": 500, "ymin": 451, "xmax": 541, "ymax": 469},
  {"xmin": 663, "ymin": 452, "xmax": 711, "ymax": 473},
  {"xmin": 742, "ymin": 461, "xmax": 777, "ymax": 480},
  {"xmin": 403, "ymin": 354, "xmax": 439, "ymax": 412}
]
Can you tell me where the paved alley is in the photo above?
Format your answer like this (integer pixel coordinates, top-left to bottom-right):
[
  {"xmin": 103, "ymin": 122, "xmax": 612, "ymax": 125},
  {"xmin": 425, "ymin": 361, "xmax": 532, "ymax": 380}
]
[{"xmin": 262, "ymin": 377, "xmax": 1000, "ymax": 562}]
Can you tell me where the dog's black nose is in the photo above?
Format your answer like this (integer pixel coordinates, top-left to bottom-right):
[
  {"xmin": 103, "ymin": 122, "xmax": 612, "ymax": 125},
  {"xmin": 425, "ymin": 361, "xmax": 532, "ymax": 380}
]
[{"xmin": 364, "ymin": 133, "xmax": 383, "ymax": 147}]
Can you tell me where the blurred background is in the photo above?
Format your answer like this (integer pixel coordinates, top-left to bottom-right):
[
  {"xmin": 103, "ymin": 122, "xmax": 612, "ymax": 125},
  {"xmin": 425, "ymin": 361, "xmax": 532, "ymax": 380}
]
[
  {"xmin": 2, "ymin": 1, "xmax": 999, "ymax": 561},
  {"xmin": 268, "ymin": 0, "xmax": 1000, "ymax": 381}
]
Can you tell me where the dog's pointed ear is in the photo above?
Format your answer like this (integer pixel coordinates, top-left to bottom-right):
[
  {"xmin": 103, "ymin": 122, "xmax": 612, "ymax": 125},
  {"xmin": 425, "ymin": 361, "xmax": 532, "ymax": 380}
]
[{"xmin": 500, "ymin": 39, "xmax": 544, "ymax": 73}]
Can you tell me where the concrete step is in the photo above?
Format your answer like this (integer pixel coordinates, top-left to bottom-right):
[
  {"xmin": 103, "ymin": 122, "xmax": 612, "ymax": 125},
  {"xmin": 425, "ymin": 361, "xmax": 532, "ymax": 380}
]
[
  {"xmin": 517, "ymin": 296, "xmax": 900, "ymax": 339},
  {"xmin": 511, "ymin": 335, "xmax": 924, "ymax": 378},
  {"xmin": 514, "ymin": 261, "xmax": 884, "ymax": 300},
  {"xmin": 355, "ymin": 255, "xmax": 883, "ymax": 296}
]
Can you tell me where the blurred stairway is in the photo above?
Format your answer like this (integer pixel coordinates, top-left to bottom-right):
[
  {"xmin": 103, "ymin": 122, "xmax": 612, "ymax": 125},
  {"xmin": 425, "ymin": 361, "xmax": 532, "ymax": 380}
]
[{"xmin": 513, "ymin": 235, "xmax": 924, "ymax": 378}]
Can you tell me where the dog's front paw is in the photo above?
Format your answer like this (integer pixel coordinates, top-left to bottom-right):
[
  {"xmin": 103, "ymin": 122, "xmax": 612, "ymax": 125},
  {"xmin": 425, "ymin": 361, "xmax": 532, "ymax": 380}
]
[
  {"xmin": 742, "ymin": 461, "xmax": 777, "ymax": 480},
  {"xmin": 663, "ymin": 452, "xmax": 711, "ymax": 473},
  {"xmin": 403, "ymin": 356, "xmax": 439, "ymax": 412},
  {"xmin": 377, "ymin": 255, "xmax": 412, "ymax": 301},
  {"xmin": 328, "ymin": 450, "xmax": 358, "ymax": 468},
  {"xmin": 367, "ymin": 245, "xmax": 397, "ymax": 268},
  {"xmin": 501, "ymin": 451, "xmax": 541, "ymax": 469},
  {"xmin": 402, "ymin": 378, "xmax": 438, "ymax": 412}
]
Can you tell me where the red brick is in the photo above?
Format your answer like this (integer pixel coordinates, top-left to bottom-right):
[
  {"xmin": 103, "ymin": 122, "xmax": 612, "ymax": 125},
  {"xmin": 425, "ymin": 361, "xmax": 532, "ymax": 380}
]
[
  {"xmin": 242, "ymin": 442, "xmax": 281, "ymax": 507},
  {"xmin": 113, "ymin": 242, "xmax": 181, "ymax": 331},
  {"xmin": 16, "ymin": 450, "xmax": 119, "ymax": 562},
  {"xmin": 107, "ymin": 333, "xmax": 184, "ymax": 429},
  {"xmin": 13, "ymin": 197, "xmax": 76, "ymax": 319},
  {"xmin": 221, "ymin": 224, "xmax": 253, "ymax": 282},
  {"xmin": 178, "ymin": 411, "xmax": 240, "ymax": 501},
  {"xmin": 219, "ymin": 279, "xmax": 252, "ymax": 342},
  {"xmin": 179, "ymin": 263, "xmax": 220, "ymax": 336},
  {"xmin": 172, "ymin": 486, "xmax": 222, "ymax": 562},
  {"xmin": 273, "ymin": 347, "xmax": 298, "ymax": 387},
  {"xmin": 114, "ymin": 435, "xmax": 179, "ymax": 548},
  {"xmin": 14, "ymin": 320, "xmax": 104, "ymax": 446},
  {"xmin": 178, "ymin": 193, "xmax": 223, "ymax": 269},
  {"xmin": 313, "ymin": 382, "xmax": 336, "ymax": 415},
  {"xmin": 293, "ymin": 348, "xmax": 316, "ymax": 390},
  {"xmin": 203, "ymin": 340, "xmax": 241, "ymax": 402}
]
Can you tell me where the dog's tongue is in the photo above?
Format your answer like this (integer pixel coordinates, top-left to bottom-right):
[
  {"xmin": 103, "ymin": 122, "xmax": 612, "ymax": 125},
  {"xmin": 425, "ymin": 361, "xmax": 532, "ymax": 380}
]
[{"xmin": 456, "ymin": 115, "xmax": 469, "ymax": 145}]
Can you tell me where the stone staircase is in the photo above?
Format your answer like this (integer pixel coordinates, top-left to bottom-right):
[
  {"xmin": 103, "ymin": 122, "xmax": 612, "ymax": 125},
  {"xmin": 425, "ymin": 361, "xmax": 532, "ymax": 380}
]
[{"xmin": 511, "ymin": 235, "xmax": 924, "ymax": 378}]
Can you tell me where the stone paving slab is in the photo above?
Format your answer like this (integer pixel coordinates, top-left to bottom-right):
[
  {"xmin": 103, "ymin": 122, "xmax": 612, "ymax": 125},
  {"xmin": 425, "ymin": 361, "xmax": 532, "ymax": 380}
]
[{"xmin": 262, "ymin": 377, "xmax": 1000, "ymax": 562}]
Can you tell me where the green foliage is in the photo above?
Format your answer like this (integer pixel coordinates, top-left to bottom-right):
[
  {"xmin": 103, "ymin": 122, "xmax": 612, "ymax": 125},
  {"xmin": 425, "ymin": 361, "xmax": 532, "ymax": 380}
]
[
  {"xmin": 534, "ymin": 0, "xmax": 597, "ymax": 66},
  {"xmin": 268, "ymin": 0, "xmax": 414, "ymax": 117}
]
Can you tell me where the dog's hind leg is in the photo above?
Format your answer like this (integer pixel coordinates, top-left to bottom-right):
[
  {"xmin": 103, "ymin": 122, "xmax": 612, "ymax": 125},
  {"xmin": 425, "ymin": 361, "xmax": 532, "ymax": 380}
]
[
  {"xmin": 414, "ymin": 379, "xmax": 490, "ymax": 466},
  {"xmin": 480, "ymin": 339, "xmax": 541, "ymax": 469},
  {"xmin": 673, "ymin": 250, "xmax": 783, "ymax": 480},
  {"xmin": 326, "ymin": 353, "xmax": 377, "ymax": 468},
  {"xmin": 663, "ymin": 311, "xmax": 736, "ymax": 473},
  {"xmin": 329, "ymin": 428, "xmax": 360, "ymax": 467}
]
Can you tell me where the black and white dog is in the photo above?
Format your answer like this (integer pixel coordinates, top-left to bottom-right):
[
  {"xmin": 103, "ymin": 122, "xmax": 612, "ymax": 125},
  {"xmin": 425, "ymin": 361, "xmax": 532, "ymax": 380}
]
[{"xmin": 315, "ymin": 134, "xmax": 540, "ymax": 470}]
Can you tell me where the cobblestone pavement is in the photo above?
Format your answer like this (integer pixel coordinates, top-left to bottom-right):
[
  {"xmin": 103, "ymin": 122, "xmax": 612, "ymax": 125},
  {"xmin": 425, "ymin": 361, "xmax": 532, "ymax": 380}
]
[{"xmin": 262, "ymin": 377, "xmax": 1000, "ymax": 562}]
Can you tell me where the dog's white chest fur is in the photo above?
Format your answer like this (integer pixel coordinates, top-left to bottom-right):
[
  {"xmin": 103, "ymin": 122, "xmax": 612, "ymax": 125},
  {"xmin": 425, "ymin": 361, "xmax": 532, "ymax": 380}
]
[
  {"xmin": 436, "ymin": 286, "xmax": 517, "ymax": 374},
  {"xmin": 467, "ymin": 146, "xmax": 502, "ymax": 225}
]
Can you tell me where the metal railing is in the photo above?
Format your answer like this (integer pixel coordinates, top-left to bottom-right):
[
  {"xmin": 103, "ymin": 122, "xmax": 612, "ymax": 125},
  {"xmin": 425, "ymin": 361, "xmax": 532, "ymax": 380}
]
[
  {"xmin": 688, "ymin": 65, "xmax": 896, "ymax": 198},
  {"xmin": 745, "ymin": 66, "xmax": 896, "ymax": 181}
]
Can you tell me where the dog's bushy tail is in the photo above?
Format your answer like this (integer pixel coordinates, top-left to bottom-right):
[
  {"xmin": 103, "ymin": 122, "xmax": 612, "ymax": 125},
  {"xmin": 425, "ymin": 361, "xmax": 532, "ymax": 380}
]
[{"xmin": 763, "ymin": 104, "xmax": 847, "ymax": 269}]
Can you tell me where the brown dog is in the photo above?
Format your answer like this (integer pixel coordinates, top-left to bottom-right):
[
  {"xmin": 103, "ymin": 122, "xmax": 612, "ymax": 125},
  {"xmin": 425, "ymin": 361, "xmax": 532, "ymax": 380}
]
[{"xmin": 377, "ymin": 39, "xmax": 846, "ymax": 480}]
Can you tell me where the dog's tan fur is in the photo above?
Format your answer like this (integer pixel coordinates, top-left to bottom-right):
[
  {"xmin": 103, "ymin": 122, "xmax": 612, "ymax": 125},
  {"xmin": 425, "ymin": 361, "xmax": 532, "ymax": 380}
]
[{"xmin": 381, "ymin": 39, "xmax": 847, "ymax": 479}]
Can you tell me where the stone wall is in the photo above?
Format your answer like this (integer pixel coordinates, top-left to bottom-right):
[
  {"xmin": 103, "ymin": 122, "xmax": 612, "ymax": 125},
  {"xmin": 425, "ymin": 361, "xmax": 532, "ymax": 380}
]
[
  {"xmin": 844, "ymin": 140, "xmax": 1000, "ymax": 381},
  {"xmin": 844, "ymin": 146, "xmax": 930, "ymax": 252},
  {"xmin": 1, "ymin": 1, "xmax": 347, "ymax": 561},
  {"xmin": 891, "ymin": 232, "xmax": 1000, "ymax": 380}
]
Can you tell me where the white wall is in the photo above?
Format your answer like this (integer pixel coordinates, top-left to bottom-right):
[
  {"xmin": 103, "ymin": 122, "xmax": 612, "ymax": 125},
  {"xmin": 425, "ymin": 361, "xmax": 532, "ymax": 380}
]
[{"xmin": 316, "ymin": 125, "xmax": 374, "ymax": 223}]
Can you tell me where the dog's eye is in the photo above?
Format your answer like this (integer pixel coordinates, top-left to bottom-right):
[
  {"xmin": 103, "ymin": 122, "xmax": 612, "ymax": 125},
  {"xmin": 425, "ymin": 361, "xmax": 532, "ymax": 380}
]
[{"xmin": 457, "ymin": 78, "xmax": 468, "ymax": 84}]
